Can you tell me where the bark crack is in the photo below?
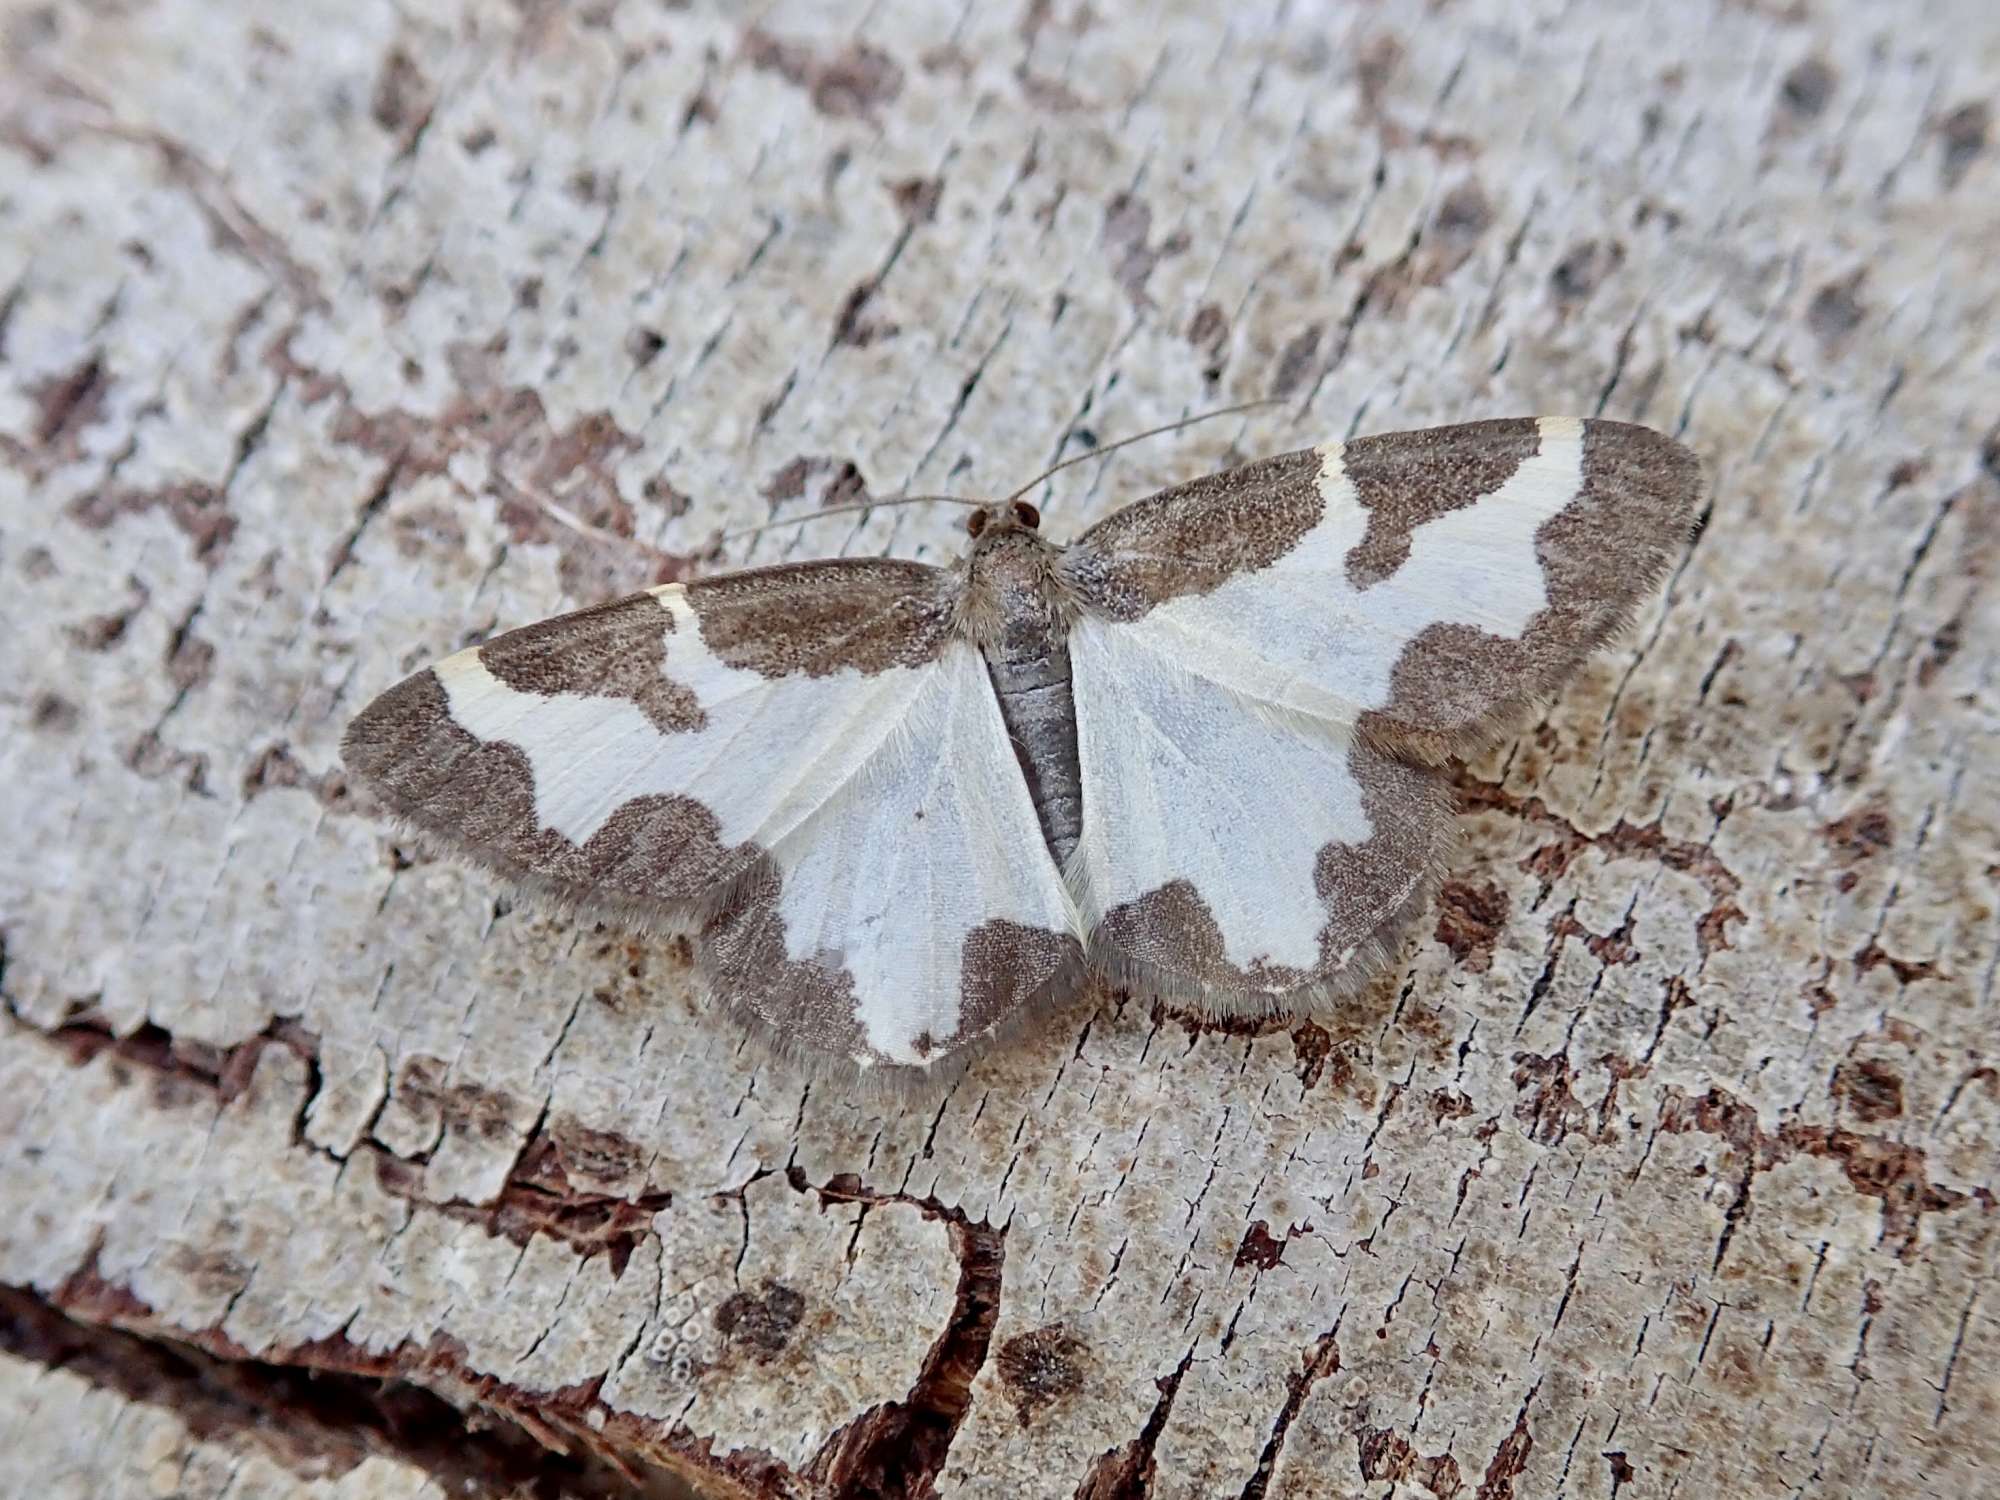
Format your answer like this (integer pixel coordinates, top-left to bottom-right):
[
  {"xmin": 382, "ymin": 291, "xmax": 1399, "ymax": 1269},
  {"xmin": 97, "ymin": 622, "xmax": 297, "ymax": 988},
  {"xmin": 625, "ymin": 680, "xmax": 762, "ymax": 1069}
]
[{"xmin": 791, "ymin": 1171, "xmax": 1007, "ymax": 1499}]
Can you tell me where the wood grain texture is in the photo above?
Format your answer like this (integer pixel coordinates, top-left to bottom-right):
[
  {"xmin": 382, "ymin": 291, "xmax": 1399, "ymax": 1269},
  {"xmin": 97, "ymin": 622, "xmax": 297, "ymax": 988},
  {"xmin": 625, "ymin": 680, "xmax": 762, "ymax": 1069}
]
[{"xmin": 2, "ymin": 1, "xmax": 1996, "ymax": 1496}]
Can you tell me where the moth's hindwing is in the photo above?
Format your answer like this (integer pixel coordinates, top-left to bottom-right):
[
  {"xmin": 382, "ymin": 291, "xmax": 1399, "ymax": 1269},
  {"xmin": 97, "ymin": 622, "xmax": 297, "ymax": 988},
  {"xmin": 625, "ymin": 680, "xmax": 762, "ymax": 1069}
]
[
  {"xmin": 342, "ymin": 561, "xmax": 1084, "ymax": 1073},
  {"xmin": 1058, "ymin": 416, "xmax": 1700, "ymax": 1010}
]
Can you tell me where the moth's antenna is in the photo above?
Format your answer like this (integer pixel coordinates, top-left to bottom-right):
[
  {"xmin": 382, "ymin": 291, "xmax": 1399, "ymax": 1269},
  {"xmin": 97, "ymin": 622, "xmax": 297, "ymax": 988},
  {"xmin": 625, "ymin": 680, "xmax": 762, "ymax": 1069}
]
[
  {"xmin": 719, "ymin": 493, "xmax": 984, "ymax": 544},
  {"xmin": 1001, "ymin": 397, "xmax": 1285, "ymax": 505}
]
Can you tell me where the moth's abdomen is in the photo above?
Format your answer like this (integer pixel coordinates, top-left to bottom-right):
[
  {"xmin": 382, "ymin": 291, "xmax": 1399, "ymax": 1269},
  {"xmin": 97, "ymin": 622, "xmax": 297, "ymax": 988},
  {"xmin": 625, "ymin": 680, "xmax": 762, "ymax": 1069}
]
[{"xmin": 983, "ymin": 605, "xmax": 1084, "ymax": 870}]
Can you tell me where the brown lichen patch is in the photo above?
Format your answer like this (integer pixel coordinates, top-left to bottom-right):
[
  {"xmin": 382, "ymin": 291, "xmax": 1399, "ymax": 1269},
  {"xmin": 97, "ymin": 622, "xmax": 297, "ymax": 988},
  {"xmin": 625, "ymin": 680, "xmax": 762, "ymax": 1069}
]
[
  {"xmin": 1101, "ymin": 192, "xmax": 1189, "ymax": 309},
  {"xmin": 1853, "ymin": 942, "xmax": 1943, "ymax": 985},
  {"xmin": 742, "ymin": 28, "xmax": 904, "ymax": 120},
  {"xmin": 370, "ymin": 46, "xmax": 435, "ymax": 151},
  {"xmin": 1434, "ymin": 879, "xmax": 1510, "ymax": 971},
  {"xmin": 760, "ymin": 453, "xmax": 869, "ymax": 509},
  {"xmin": 30, "ymin": 692, "xmax": 81, "ymax": 733},
  {"xmin": 1549, "ymin": 906, "xmax": 1640, "ymax": 968},
  {"xmin": 1461, "ymin": 778, "xmax": 1746, "ymax": 958},
  {"xmin": 1357, "ymin": 1428, "xmax": 1463, "ymax": 1495},
  {"xmin": 68, "ymin": 482, "xmax": 238, "ymax": 565},
  {"xmin": 831, "ymin": 277, "xmax": 899, "ymax": 347},
  {"xmin": 441, "ymin": 1079, "xmax": 519, "ymax": 1144},
  {"xmin": 714, "ymin": 1282, "xmax": 807, "ymax": 1360},
  {"xmin": 1918, "ymin": 613, "xmax": 1963, "ymax": 687},
  {"xmin": 889, "ymin": 174, "xmax": 943, "ymax": 224},
  {"xmin": 126, "ymin": 731, "xmax": 212, "ymax": 795},
  {"xmin": 1354, "ymin": 32, "xmax": 1403, "ymax": 115},
  {"xmin": 30, "ymin": 352, "xmax": 110, "ymax": 462},
  {"xmin": 1239, "ymin": 1325, "xmax": 1343, "ymax": 1500},
  {"xmin": 1694, "ymin": 899, "xmax": 1748, "ymax": 956},
  {"xmin": 1291, "ymin": 1020, "xmax": 1335, "ymax": 1091},
  {"xmin": 516, "ymin": 1116, "xmax": 647, "ymax": 1195},
  {"xmin": 66, "ymin": 583, "xmax": 147, "ymax": 651},
  {"xmin": 1015, "ymin": 66, "xmax": 1087, "ymax": 112},
  {"xmin": 371, "ymin": 1147, "xmax": 671, "ymax": 1278},
  {"xmin": 320, "ymin": 343, "xmax": 687, "ymax": 599},
  {"xmin": 1658, "ymin": 1085, "xmax": 1980, "ymax": 1258},
  {"xmin": 1187, "ymin": 302, "xmax": 1229, "ymax": 358},
  {"xmin": 1806, "ymin": 274, "xmax": 1866, "ymax": 348},
  {"xmin": 390, "ymin": 500, "xmax": 468, "ymax": 558},
  {"xmin": 1510, "ymin": 1051, "xmax": 1593, "ymax": 1148},
  {"xmin": 1824, "ymin": 804, "xmax": 1894, "ymax": 861},
  {"xmin": 1428, "ymin": 1088, "xmax": 1475, "ymax": 1124},
  {"xmin": 1550, "ymin": 238, "xmax": 1625, "ymax": 304},
  {"xmin": 241, "ymin": 742, "xmax": 351, "ymax": 809},
  {"xmin": 1233, "ymin": 1220, "xmax": 1290, "ymax": 1272},
  {"xmin": 1777, "ymin": 56, "xmax": 1837, "ymax": 121},
  {"xmin": 995, "ymin": 1322, "xmax": 1087, "ymax": 1423},
  {"xmin": 1832, "ymin": 1058, "xmax": 1906, "ymax": 1122},
  {"xmin": 1936, "ymin": 99, "xmax": 1991, "ymax": 189},
  {"xmin": 165, "ymin": 609, "xmax": 215, "ymax": 694},
  {"xmin": 1414, "ymin": 178, "xmax": 1492, "ymax": 284},
  {"xmin": 1269, "ymin": 323, "xmax": 1322, "ymax": 399}
]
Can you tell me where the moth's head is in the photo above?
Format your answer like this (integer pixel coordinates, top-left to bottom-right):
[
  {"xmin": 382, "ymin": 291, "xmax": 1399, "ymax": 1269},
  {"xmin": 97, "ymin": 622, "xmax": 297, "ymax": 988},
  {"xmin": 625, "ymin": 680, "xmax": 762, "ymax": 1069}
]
[{"xmin": 965, "ymin": 499, "xmax": 1042, "ymax": 542}]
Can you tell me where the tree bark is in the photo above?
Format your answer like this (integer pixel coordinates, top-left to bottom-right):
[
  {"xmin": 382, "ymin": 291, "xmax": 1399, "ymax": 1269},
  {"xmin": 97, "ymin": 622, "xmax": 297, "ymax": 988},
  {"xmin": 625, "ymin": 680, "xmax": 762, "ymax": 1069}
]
[{"xmin": 2, "ymin": 1, "xmax": 1996, "ymax": 1497}]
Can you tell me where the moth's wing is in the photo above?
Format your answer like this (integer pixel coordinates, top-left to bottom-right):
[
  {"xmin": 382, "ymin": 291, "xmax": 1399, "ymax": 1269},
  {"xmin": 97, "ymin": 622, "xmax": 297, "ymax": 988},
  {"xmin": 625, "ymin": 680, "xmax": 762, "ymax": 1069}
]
[
  {"xmin": 1060, "ymin": 417, "xmax": 1702, "ymax": 759},
  {"xmin": 342, "ymin": 560, "xmax": 1083, "ymax": 1073},
  {"xmin": 1057, "ymin": 417, "xmax": 1699, "ymax": 1010},
  {"xmin": 1065, "ymin": 614, "xmax": 1458, "ymax": 1012}
]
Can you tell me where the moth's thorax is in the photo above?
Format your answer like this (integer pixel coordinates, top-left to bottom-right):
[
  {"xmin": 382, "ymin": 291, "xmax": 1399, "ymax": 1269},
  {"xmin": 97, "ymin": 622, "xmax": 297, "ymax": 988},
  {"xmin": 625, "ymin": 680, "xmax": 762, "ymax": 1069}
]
[{"xmin": 957, "ymin": 510, "xmax": 1074, "ymax": 650}]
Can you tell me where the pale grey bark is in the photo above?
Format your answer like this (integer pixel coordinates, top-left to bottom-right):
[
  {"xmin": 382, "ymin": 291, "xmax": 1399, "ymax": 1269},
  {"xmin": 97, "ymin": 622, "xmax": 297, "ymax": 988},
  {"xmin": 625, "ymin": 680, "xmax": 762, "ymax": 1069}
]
[{"xmin": 2, "ymin": 2, "xmax": 1996, "ymax": 1498}]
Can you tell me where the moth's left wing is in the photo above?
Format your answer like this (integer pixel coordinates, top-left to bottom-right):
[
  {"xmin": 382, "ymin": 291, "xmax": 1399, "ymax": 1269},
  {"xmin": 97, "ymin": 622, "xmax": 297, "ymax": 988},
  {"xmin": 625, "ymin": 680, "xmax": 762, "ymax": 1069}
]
[
  {"xmin": 1057, "ymin": 417, "xmax": 1699, "ymax": 1011},
  {"xmin": 343, "ymin": 562, "xmax": 1083, "ymax": 1073}
]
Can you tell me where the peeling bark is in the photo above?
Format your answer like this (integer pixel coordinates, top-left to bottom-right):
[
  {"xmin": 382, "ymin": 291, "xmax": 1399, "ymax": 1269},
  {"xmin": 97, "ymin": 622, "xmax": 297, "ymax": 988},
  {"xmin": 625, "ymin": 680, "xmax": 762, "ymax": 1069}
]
[{"xmin": 4, "ymin": 1, "xmax": 1998, "ymax": 1497}]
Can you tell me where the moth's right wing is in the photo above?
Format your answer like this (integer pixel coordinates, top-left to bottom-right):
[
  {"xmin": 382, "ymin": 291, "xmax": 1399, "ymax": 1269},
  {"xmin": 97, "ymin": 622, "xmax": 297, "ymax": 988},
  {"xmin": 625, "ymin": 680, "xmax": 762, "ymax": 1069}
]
[
  {"xmin": 342, "ymin": 560, "xmax": 1083, "ymax": 1072},
  {"xmin": 1062, "ymin": 418, "xmax": 1701, "ymax": 758}
]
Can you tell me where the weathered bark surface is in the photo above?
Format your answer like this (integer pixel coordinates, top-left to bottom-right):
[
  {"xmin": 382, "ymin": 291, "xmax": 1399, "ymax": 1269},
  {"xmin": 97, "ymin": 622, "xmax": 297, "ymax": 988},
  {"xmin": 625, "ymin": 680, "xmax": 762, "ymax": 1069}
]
[{"xmin": 2, "ymin": 1, "xmax": 1996, "ymax": 1496}]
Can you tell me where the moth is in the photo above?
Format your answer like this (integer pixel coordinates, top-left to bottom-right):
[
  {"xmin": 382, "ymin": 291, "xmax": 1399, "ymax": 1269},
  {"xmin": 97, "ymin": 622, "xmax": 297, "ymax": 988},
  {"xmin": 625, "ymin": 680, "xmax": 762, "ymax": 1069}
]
[{"xmin": 344, "ymin": 417, "xmax": 1700, "ymax": 1079}]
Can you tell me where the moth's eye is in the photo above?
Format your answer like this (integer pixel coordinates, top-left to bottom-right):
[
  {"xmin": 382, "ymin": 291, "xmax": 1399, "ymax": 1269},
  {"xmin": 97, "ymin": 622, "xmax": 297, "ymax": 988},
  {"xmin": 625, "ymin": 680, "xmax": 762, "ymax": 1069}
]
[
  {"xmin": 966, "ymin": 509, "xmax": 989, "ymax": 538},
  {"xmin": 1011, "ymin": 501, "xmax": 1041, "ymax": 530}
]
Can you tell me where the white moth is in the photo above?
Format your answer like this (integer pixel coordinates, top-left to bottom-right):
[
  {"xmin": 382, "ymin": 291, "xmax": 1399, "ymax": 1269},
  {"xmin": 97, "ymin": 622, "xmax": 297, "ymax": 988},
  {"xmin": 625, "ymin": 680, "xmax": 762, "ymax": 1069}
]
[{"xmin": 344, "ymin": 417, "xmax": 1701, "ymax": 1077}]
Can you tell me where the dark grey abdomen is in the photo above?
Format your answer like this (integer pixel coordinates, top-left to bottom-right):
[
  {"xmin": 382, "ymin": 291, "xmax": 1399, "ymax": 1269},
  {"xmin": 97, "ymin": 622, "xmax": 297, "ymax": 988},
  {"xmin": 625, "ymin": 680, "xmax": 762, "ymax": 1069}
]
[{"xmin": 983, "ymin": 620, "xmax": 1083, "ymax": 869}]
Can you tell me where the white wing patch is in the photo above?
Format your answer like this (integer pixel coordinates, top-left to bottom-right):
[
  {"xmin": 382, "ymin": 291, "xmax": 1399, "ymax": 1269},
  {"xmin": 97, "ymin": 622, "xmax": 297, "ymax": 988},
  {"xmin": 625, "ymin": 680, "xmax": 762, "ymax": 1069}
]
[
  {"xmin": 1070, "ymin": 417, "xmax": 1584, "ymax": 957},
  {"xmin": 1069, "ymin": 616, "xmax": 1374, "ymax": 970},
  {"xmin": 434, "ymin": 587, "xmax": 1076, "ymax": 1065}
]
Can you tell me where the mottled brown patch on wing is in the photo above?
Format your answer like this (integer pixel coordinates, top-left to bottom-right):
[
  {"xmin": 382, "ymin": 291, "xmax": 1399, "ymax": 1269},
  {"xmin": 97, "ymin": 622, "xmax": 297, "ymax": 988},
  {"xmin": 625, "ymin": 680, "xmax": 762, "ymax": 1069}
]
[
  {"xmin": 1360, "ymin": 419, "xmax": 1700, "ymax": 756},
  {"xmin": 1312, "ymin": 751, "xmax": 1454, "ymax": 957},
  {"xmin": 1342, "ymin": 417, "xmax": 1540, "ymax": 587},
  {"xmin": 700, "ymin": 866, "xmax": 870, "ymax": 1061},
  {"xmin": 479, "ymin": 593, "xmax": 705, "ymax": 735},
  {"xmin": 341, "ymin": 669, "xmax": 757, "ymax": 907},
  {"xmin": 1092, "ymin": 742, "xmax": 1451, "ymax": 1005},
  {"xmin": 688, "ymin": 558, "xmax": 959, "ymax": 677},
  {"xmin": 956, "ymin": 918, "xmax": 1085, "ymax": 1043},
  {"xmin": 1061, "ymin": 448, "xmax": 1324, "ymax": 620},
  {"xmin": 1093, "ymin": 878, "xmax": 1237, "ymax": 991}
]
